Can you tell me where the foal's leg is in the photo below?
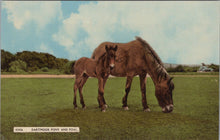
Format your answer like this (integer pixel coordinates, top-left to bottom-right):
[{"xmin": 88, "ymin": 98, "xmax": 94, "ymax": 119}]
[
  {"xmin": 97, "ymin": 77, "xmax": 106, "ymax": 112},
  {"xmin": 102, "ymin": 77, "xmax": 108, "ymax": 108},
  {"xmin": 78, "ymin": 75, "xmax": 89, "ymax": 109},
  {"xmin": 139, "ymin": 73, "xmax": 150, "ymax": 112},
  {"xmin": 122, "ymin": 76, "xmax": 133, "ymax": 110},
  {"xmin": 97, "ymin": 77, "xmax": 108, "ymax": 108}
]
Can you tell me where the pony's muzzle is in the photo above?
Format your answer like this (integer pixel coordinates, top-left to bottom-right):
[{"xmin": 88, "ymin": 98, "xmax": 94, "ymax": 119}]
[{"xmin": 162, "ymin": 104, "xmax": 173, "ymax": 113}]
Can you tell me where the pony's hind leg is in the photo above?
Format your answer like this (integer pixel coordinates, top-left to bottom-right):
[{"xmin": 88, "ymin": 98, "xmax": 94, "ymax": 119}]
[
  {"xmin": 139, "ymin": 73, "xmax": 150, "ymax": 112},
  {"xmin": 73, "ymin": 77, "xmax": 80, "ymax": 109},
  {"xmin": 78, "ymin": 74, "xmax": 89, "ymax": 109},
  {"xmin": 122, "ymin": 76, "xmax": 133, "ymax": 110}
]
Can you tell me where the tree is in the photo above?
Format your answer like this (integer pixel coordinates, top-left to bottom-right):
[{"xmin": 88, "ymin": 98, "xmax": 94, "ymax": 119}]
[
  {"xmin": 2, "ymin": 50, "xmax": 71, "ymax": 73},
  {"xmin": 208, "ymin": 64, "xmax": 219, "ymax": 72},
  {"xmin": 1, "ymin": 49, "xmax": 15, "ymax": 71},
  {"xmin": 55, "ymin": 58, "xmax": 69, "ymax": 69},
  {"xmin": 15, "ymin": 51, "xmax": 60, "ymax": 71},
  {"xmin": 175, "ymin": 65, "xmax": 185, "ymax": 72},
  {"xmin": 8, "ymin": 60, "xmax": 27, "ymax": 73},
  {"xmin": 63, "ymin": 61, "xmax": 75, "ymax": 74}
]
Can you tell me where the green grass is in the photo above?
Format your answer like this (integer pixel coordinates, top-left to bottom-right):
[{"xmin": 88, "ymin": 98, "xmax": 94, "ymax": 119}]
[{"xmin": 1, "ymin": 76, "xmax": 219, "ymax": 140}]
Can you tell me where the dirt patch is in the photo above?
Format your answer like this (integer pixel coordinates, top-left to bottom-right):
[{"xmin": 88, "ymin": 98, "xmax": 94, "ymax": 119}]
[{"xmin": 1, "ymin": 74, "xmax": 75, "ymax": 78}]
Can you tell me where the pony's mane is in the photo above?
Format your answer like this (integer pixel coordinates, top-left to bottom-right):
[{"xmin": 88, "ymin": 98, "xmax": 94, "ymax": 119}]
[
  {"xmin": 135, "ymin": 36, "xmax": 169, "ymax": 81},
  {"xmin": 135, "ymin": 36, "xmax": 163, "ymax": 65}
]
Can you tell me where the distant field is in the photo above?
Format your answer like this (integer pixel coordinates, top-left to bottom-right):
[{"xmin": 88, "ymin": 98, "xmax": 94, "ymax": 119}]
[{"xmin": 1, "ymin": 76, "xmax": 219, "ymax": 140}]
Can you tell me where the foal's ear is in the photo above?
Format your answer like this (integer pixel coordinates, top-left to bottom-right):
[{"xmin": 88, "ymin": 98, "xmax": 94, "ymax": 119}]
[
  {"xmin": 114, "ymin": 45, "xmax": 118, "ymax": 51},
  {"xmin": 105, "ymin": 45, "xmax": 109, "ymax": 51}
]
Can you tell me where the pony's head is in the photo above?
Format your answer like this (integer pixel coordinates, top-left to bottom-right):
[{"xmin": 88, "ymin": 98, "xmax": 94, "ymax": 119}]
[
  {"xmin": 155, "ymin": 77, "xmax": 174, "ymax": 113},
  {"xmin": 105, "ymin": 45, "xmax": 118, "ymax": 69}
]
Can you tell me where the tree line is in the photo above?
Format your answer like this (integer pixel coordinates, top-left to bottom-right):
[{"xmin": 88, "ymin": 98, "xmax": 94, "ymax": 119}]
[
  {"xmin": 1, "ymin": 49, "xmax": 75, "ymax": 74},
  {"xmin": 1, "ymin": 49, "xmax": 218, "ymax": 74},
  {"xmin": 166, "ymin": 64, "xmax": 219, "ymax": 72}
]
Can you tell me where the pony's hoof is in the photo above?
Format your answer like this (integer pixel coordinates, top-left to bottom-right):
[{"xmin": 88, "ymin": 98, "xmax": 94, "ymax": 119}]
[
  {"xmin": 82, "ymin": 106, "xmax": 86, "ymax": 110},
  {"xmin": 144, "ymin": 108, "xmax": 151, "ymax": 112},
  {"xmin": 74, "ymin": 107, "xmax": 78, "ymax": 109},
  {"xmin": 102, "ymin": 109, "xmax": 106, "ymax": 112},
  {"xmin": 123, "ymin": 106, "xmax": 129, "ymax": 110}
]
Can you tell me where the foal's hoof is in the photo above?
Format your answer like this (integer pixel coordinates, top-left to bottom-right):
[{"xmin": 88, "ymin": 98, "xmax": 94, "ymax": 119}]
[
  {"xmin": 102, "ymin": 109, "xmax": 106, "ymax": 112},
  {"xmin": 74, "ymin": 107, "xmax": 78, "ymax": 110},
  {"xmin": 104, "ymin": 104, "xmax": 108, "ymax": 108},
  {"xmin": 123, "ymin": 106, "xmax": 129, "ymax": 110},
  {"xmin": 144, "ymin": 108, "xmax": 151, "ymax": 112}
]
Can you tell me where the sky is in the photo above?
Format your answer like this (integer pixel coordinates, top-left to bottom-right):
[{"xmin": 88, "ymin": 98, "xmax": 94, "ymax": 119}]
[{"xmin": 1, "ymin": 1, "xmax": 219, "ymax": 64}]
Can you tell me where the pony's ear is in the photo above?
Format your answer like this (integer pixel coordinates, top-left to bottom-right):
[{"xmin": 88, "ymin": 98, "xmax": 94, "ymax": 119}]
[
  {"xmin": 167, "ymin": 77, "xmax": 174, "ymax": 90},
  {"xmin": 105, "ymin": 45, "xmax": 109, "ymax": 51},
  {"xmin": 167, "ymin": 77, "xmax": 174, "ymax": 85},
  {"xmin": 114, "ymin": 45, "xmax": 118, "ymax": 51}
]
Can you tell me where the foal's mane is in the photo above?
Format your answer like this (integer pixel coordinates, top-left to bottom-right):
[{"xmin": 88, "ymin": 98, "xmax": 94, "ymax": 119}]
[{"xmin": 135, "ymin": 36, "xmax": 169, "ymax": 82}]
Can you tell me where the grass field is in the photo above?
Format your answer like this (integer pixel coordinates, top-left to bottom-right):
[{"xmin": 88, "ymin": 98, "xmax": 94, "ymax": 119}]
[{"xmin": 1, "ymin": 76, "xmax": 219, "ymax": 140}]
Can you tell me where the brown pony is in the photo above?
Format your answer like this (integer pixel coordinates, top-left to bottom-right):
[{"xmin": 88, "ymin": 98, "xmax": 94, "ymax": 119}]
[
  {"xmin": 73, "ymin": 45, "xmax": 118, "ymax": 111},
  {"xmin": 91, "ymin": 37, "xmax": 174, "ymax": 113}
]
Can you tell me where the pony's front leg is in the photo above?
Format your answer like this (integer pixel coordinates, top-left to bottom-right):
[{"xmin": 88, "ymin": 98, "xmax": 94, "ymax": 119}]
[
  {"xmin": 122, "ymin": 76, "xmax": 133, "ymax": 110},
  {"xmin": 98, "ymin": 77, "xmax": 106, "ymax": 112},
  {"xmin": 139, "ymin": 73, "xmax": 150, "ymax": 112}
]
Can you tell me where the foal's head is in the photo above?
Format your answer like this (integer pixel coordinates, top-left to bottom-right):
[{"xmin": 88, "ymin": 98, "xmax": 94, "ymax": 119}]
[{"xmin": 105, "ymin": 45, "xmax": 118, "ymax": 69}]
